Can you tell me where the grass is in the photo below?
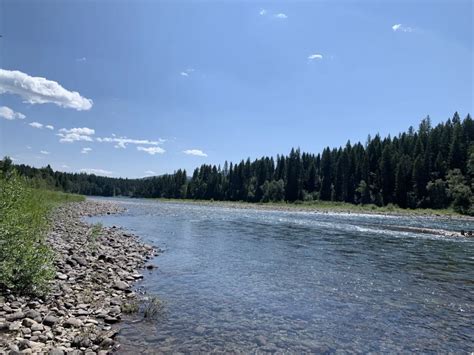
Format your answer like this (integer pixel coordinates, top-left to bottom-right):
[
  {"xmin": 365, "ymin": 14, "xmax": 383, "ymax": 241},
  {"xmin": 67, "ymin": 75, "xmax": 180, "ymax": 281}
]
[
  {"xmin": 152, "ymin": 197, "xmax": 465, "ymax": 218},
  {"xmin": 0, "ymin": 172, "xmax": 84, "ymax": 296}
]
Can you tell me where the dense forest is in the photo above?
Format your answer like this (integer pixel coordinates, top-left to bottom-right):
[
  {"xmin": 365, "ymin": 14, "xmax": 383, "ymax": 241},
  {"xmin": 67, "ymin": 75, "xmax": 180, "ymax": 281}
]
[{"xmin": 3, "ymin": 112, "xmax": 473, "ymax": 214}]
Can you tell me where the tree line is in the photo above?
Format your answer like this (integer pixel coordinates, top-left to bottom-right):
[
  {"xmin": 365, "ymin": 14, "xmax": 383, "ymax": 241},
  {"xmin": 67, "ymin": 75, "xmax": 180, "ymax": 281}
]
[{"xmin": 3, "ymin": 112, "xmax": 473, "ymax": 215}]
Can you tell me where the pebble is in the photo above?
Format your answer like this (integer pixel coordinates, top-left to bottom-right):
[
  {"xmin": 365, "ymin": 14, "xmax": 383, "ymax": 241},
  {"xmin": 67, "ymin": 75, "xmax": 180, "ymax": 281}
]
[{"xmin": 0, "ymin": 200, "xmax": 155, "ymax": 353}]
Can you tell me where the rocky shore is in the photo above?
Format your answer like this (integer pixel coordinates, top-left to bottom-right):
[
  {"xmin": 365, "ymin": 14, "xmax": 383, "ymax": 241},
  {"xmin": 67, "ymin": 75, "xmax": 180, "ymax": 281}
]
[{"xmin": 0, "ymin": 200, "xmax": 156, "ymax": 354}]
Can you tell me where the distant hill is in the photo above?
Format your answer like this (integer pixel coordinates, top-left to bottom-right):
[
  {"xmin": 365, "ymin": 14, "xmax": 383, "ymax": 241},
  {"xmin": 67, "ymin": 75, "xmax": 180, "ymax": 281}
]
[{"xmin": 3, "ymin": 112, "xmax": 473, "ymax": 215}]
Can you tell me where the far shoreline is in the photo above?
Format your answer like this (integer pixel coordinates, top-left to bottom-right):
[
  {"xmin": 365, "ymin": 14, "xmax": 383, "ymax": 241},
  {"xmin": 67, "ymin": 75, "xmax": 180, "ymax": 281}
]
[{"xmin": 93, "ymin": 196, "xmax": 474, "ymax": 222}]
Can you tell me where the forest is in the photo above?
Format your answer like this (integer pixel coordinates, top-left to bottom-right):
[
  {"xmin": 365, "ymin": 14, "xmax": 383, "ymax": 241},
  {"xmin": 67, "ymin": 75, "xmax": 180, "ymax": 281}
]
[{"xmin": 3, "ymin": 112, "xmax": 474, "ymax": 215}]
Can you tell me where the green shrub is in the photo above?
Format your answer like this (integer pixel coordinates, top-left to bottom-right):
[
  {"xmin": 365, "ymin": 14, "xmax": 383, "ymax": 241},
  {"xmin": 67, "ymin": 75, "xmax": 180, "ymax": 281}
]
[{"xmin": 0, "ymin": 173, "xmax": 83, "ymax": 296}]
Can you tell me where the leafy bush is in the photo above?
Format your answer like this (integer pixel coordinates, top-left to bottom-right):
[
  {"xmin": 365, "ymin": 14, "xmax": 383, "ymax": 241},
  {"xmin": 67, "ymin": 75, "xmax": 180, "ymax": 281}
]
[{"xmin": 0, "ymin": 172, "xmax": 83, "ymax": 295}]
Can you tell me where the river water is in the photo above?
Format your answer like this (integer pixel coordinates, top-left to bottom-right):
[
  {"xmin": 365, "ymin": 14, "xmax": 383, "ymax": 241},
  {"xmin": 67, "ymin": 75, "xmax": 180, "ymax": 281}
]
[{"xmin": 88, "ymin": 198, "xmax": 474, "ymax": 353}]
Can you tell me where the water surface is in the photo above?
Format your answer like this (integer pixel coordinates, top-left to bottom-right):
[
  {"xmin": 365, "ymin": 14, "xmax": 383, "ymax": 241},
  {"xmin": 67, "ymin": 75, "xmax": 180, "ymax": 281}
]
[{"xmin": 89, "ymin": 198, "xmax": 474, "ymax": 353}]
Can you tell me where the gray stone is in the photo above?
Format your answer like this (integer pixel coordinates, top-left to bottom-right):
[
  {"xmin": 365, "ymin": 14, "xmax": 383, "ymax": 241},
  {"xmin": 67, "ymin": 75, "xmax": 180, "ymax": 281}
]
[
  {"xmin": 43, "ymin": 315, "xmax": 59, "ymax": 326},
  {"xmin": 6, "ymin": 311, "xmax": 25, "ymax": 321},
  {"xmin": 64, "ymin": 317, "xmax": 83, "ymax": 328},
  {"xmin": 113, "ymin": 280, "xmax": 129, "ymax": 290}
]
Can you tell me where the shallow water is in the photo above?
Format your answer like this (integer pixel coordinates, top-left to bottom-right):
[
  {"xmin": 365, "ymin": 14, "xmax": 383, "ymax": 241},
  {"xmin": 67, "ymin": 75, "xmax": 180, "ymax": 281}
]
[{"xmin": 88, "ymin": 198, "xmax": 474, "ymax": 353}]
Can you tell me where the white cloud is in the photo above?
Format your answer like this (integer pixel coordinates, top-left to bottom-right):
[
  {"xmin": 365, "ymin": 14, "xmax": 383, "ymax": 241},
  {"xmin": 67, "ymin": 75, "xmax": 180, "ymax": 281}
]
[
  {"xmin": 308, "ymin": 54, "xmax": 323, "ymax": 60},
  {"xmin": 61, "ymin": 164, "xmax": 69, "ymax": 168},
  {"xmin": 26, "ymin": 145, "xmax": 32, "ymax": 150},
  {"xmin": 40, "ymin": 150, "xmax": 50, "ymax": 155},
  {"xmin": 0, "ymin": 106, "xmax": 25, "ymax": 120},
  {"xmin": 29, "ymin": 122, "xmax": 43, "ymax": 129},
  {"xmin": 145, "ymin": 170, "xmax": 156, "ymax": 175},
  {"xmin": 274, "ymin": 13, "xmax": 288, "ymax": 19},
  {"xmin": 57, "ymin": 127, "xmax": 95, "ymax": 143},
  {"xmin": 0, "ymin": 69, "xmax": 93, "ymax": 110},
  {"xmin": 183, "ymin": 149, "xmax": 208, "ymax": 157},
  {"xmin": 45, "ymin": 125, "xmax": 54, "ymax": 130},
  {"xmin": 137, "ymin": 146, "xmax": 166, "ymax": 155},
  {"xmin": 79, "ymin": 168, "xmax": 113, "ymax": 176},
  {"xmin": 392, "ymin": 24, "xmax": 413, "ymax": 32},
  {"xmin": 259, "ymin": 9, "xmax": 267, "ymax": 16},
  {"xmin": 81, "ymin": 147, "xmax": 92, "ymax": 154},
  {"xmin": 180, "ymin": 68, "xmax": 195, "ymax": 77},
  {"xmin": 76, "ymin": 57, "xmax": 87, "ymax": 62},
  {"xmin": 97, "ymin": 136, "xmax": 165, "ymax": 149}
]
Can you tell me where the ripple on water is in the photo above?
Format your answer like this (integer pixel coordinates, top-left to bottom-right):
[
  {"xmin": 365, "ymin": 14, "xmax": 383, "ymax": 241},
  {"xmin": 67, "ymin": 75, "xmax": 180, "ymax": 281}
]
[{"xmin": 87, "ymin": 198, "xmax": 474, "ymax": 353}]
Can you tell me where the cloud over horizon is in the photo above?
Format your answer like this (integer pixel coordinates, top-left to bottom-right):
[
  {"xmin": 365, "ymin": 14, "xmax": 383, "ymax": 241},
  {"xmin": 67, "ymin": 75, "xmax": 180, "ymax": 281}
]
[
  {"xmin": 81, "ymin": 147, "xmax": 92, "ymax": 154},
  {"xmin": 0, "ymin": 69, "xmax": 93, "ymax": 110},
  {"xmin": 183, "ymin": 149, "xmax": 208, "ymax": 157},
  {"xmin": 57, "ymin": 127, "xmax": 95, "ymax": 143},
  {"xmin": 0, "ymin": 106, "xmax": 26, "ymax": 120},
  {"xmin": 97, "ymin": 136, "xmax": 165, "ymax": 149},
  {"xmin": 79, "ymin": 168, "xmax": 113, "ymax": 176},
  {"xmin": 137, "ymin": 146, "xmax": 166, "ymax": 155}
]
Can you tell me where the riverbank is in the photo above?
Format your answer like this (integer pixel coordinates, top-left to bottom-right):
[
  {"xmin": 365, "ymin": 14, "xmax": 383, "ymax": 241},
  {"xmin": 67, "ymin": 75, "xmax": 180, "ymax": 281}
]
[
  {"xmin": 0, "ymin": 200, "xmax": 156, "ymax": 354},
  {"xmin": 153, "ymin": 198, "xmax": 474, "ymax": 221}
]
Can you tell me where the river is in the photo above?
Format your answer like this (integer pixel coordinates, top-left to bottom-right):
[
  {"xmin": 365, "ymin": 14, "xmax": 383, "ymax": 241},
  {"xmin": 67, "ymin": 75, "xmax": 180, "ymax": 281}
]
[{"xmin": 88, "ymin": 198, "xmax": 474, "ymax": 353}]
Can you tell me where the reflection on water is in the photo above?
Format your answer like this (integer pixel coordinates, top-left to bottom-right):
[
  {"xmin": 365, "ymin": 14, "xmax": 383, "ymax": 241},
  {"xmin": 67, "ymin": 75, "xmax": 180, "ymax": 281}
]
[{"xmin": 88, "ymin": 198, "xmax": 474, "ymax": 353}]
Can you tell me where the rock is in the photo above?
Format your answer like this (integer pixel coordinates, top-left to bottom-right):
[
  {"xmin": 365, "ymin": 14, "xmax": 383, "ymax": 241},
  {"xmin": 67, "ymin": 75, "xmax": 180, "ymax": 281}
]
[
  {"xmin": 56, "ymin": 273, "xmax": 68, "ymax": 280},
  {"xmin": 6, "ymin": 311, "xmax": 25, "ymax": 321},
  {"xmin": 64, "ymin": 317, "xmax": 83, "ymax": 328},
  {"xmin": 146, "ymin": 264, "xmax": 157, "ymax": 270},
  {"xmin": 31, "ymin": 323, "xmax": 44, "ymax": 332},
  {"xmin": 43, "ymin": 315, "xmax": 59, "ymax": 326},
  {"xmin": 113, "ymin": 280, "xmax": 129, "ymax": 290},
  {"xmin": 108, "ymin": 306, "xmax": 121, "ymax": 316},
  {"xmin": 22, "ymin": 318, "xmax": 37, "ymax": 327},
  {"xmin": 24, "ymin": 310, "xmax": 41, "ymax": 319},
  {"xmin": 9, "ymin": 321, "xmax": 22, "ymax": 331},
  {"xmin": 104, "ymin": 316, "xmax": 120, "ymax": 324},
  {"xmin": 194, "ymin": 326, "xmax": 206, "ymax": 335},
  {"xmin": 49, "ymin": 349, "xmax": 65, "ymax": 355},
  {"xmin": 255, "ymin": 335, "xmax": 267, "ymax": 346},
  {"xmin": 100, "ymin": 337, "xmax": 114, "ymax": 347}
]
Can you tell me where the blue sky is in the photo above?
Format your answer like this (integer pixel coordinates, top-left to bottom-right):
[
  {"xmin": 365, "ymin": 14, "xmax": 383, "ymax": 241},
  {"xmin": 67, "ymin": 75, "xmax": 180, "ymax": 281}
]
[{"xmin": 0, "ymin": 0, "xmax": 472, "ymax": 178}]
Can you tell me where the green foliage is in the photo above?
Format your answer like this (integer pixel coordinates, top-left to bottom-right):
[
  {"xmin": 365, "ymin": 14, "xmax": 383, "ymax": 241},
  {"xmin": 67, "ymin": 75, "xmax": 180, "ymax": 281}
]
[
  {"xmin": 447, "ymin": 169, "xmax": 472, "ymax": 214},
  {"xmin": 140, "ymin": 295, "xmax": 164, "ymax": 320},
  {"xmin": 4, "ymin": 112, "xmax": 474, "ymax": 215},
  {"xmin": 0, "ymin": 171, "xmax": 84, "ymax": 296},
  {"xmin": 0, "ymin": 173, "xmax": 54, "ymax": 295}
]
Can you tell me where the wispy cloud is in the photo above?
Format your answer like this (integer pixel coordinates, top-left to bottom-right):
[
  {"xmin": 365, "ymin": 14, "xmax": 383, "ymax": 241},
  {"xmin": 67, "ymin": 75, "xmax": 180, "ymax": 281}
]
[
  {"xmin": 392, "ymin": 24, "xmax": 413, "ymax": 33},
  {"xmin": 76, "ymin": 57, "xmax": 87, "ymax": 62},
  {"xmin": 57, "ymin": 127, "xmax": 95, "ymax": 143},
  {"xmin": 137, "ymin": 146, "xmax": 166, "ymax": 155},
  {"xmin": 180, "ymin": 68, "xmax": 195, "ymax": 77},
  {"xmin": 29, "ymin": 122, "xmax": 43, "ymax": 129},
  {"xmin": 97, "ymin": 136, "xmax": 165, "ymax": 149},
  {"xmin": 79, "ymin": 168, "xmax": 113, "ymax": 176},
  {"xmin": 183, "ymin": 149, "xmax": 208, "ymax": 157},
  {"xmin": 45, "ymin": 125, "xmax": 54, "ymax": 130},
  {"xmin": 40, "ymin": 150, "xmax": 50, "ymax": 155},
  {"xmin": 274, "ymin": 13, "xmax": 288, "ymax": 19},
  {"xmin": 308, "ymin": 54, "xmax": 323, "ymax": 60},
  {"xmin": 0, "ymin": 69, "xmax": 93, "ymax": 110},
  {"xmin": 145, "ymin": 170, "xmax": 156, "ymax": 175},
  {"xmin": 0, "ymin": 106, "xmax": 25, "ymax": 120},
  {"xmin": 81, "ymin": 147, "xmax": 92, "ymax": 154},
  {"xmin": 259, "ymin": 9, "xmax": 267, "ymax": 16}
]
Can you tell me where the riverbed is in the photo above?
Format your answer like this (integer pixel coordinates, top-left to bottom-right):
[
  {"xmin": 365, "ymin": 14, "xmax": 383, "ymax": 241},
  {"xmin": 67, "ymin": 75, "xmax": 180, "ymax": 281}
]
[{"xmin": 88, "ymin": 198, "xmax": 474, "ymax": 353}]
